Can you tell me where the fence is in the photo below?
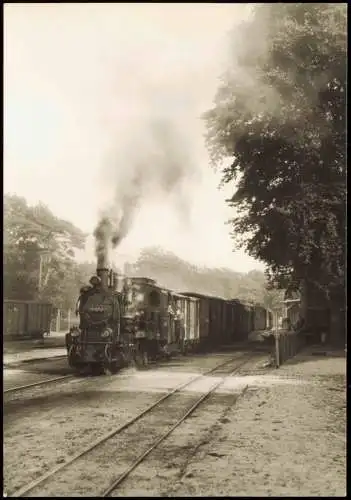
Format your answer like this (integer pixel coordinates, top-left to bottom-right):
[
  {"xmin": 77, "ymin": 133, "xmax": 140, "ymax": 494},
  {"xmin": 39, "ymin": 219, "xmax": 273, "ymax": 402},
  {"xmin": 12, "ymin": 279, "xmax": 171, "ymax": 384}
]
[
  {"xmin": 274, "ymin": 330, "xmax": 305, "ymax": 368},
  {"xmin": 50, "ymin": 309, "xmax": 79, "ymax": 333}
]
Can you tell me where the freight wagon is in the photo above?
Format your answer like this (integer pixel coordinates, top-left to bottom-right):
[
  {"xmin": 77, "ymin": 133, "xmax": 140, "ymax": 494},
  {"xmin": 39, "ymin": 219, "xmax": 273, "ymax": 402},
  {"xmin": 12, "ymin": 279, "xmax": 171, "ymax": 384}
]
[
  {"xmin": 180, "ymin": 295, "xmax": 272, "ymax": 349},
  {"xmin": 253, "ymin": 305, "xmax": 267, "ymax": 332},
  {"xmin": 171, "ymin": 293, "xmax": 200, "ymax": 353},
  {"xmin": 181, "ymin": 293, "xmax": 212, "ymax": 351},
  {"xmin": 3, "ymin": 300, "xmax": 52, "ymax": 340},
  {"xmin": 208, "ymin": 297, "xmax": 226, "ymax": 347},
  {"xmin": 228, "ymin": 300, "xmax": 252, "ymax": 342}
]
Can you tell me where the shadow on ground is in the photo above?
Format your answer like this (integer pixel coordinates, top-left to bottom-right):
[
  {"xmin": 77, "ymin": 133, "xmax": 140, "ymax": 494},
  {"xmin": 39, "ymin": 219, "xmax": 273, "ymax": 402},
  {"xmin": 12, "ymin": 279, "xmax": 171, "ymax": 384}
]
[
  {"xmin": 280, "ymin": 345, "xmax": 346, "ymax": 366},
  {"xmin": 3, "ymin": 388, "xmax": 238, "ymax": 420},
  {"xmin": 4, "ymin": 337, "xmax": 66, "ymax": 355}
]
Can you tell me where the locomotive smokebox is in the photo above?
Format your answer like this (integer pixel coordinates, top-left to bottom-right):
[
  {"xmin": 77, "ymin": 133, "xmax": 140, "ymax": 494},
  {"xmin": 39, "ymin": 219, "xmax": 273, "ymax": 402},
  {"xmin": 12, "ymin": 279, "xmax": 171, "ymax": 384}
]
[{"xmin": 97, "ymin": 267, "xmax": 109, "ymax": 290}]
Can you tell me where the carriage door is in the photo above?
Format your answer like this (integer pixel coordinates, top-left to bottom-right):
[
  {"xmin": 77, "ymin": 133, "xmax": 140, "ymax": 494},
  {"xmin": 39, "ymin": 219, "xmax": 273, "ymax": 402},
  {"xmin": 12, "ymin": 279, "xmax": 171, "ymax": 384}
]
[
  {"xmin": 174, "ymin": 299, "xmax": 182, "ymax": 344},
  {"xmin": 167, "ymin": 297, "xmax": 175, "ymax": 344},
  {"xmin": 184, "ymin": 300, "xmax": 189, "ymax": 342},
  {"xmin": 188, "ymin": 300, "xmax": 194, "ymax": 342},
  {"xmin": 160, "ymin": 291, "xmax": 169, "ymax": 343}
]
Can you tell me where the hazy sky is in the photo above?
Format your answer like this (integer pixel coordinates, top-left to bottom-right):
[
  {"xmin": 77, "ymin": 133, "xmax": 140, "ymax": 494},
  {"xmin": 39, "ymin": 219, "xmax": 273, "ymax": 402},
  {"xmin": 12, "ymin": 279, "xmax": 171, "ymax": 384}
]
[{"xmin": 4, "ymin": 3, "xmax": 264, "ymax": 272}]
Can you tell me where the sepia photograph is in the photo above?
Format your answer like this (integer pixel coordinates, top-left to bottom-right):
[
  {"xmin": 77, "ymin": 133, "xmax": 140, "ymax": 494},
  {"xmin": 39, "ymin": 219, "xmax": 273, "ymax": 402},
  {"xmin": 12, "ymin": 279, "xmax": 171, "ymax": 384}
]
[{"xmin": 3, "ymin": 3, "xmax": 346, "ymax": 497}]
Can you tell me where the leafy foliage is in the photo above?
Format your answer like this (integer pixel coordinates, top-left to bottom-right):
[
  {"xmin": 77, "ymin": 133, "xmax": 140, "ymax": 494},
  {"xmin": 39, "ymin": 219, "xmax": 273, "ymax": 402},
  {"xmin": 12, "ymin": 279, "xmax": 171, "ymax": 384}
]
[
  {"xmin": 4, "ymin": 194, "xmax": 87, "ymax": 308},
  {"xmin": 204, "ymin": 3, "xmax": 346, "ymax": 301},
  {"xmin": 3, "ymin": 191, "xmax": 280, "ymax": 313},
  {"xmin": 128, "ymin": 246, "xmax": 279, "ymax": 308}
]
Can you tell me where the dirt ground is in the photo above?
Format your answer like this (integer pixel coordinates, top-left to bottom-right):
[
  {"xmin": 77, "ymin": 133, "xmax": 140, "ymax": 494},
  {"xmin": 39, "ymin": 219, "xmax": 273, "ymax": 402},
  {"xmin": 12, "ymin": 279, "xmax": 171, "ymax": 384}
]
[
  {"xmin": 4, "ymin": 352, "xmax": 254, "ymax": 496},
  {"xmin": 3, "ymin": 349, "xmax": 346, "ymax": 497},
  {"xmin": 4, "ymin": 332, "xmax": 66, "ymax": 365},
  {"xmin": 164, "ymin": 351, "xmax": 346, "ymax": 497}
]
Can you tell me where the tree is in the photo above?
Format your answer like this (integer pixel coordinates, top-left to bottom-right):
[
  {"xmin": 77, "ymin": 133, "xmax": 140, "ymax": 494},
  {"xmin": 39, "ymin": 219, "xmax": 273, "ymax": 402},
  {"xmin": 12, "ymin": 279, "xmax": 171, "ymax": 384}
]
[
  {"xmin": 204, "ymin": 4, "xmax": 346, "ymax": 310},
  {"xmin": 4, "ymin": 194, "xmax": 87, "ymax": 308},
  {"xmin": 128, "ymin": 246, "xmax": 272, "ymax": 304},
  {"xmin": 261, "ymin": 288, "xmax": 285, "ymax": 314}
]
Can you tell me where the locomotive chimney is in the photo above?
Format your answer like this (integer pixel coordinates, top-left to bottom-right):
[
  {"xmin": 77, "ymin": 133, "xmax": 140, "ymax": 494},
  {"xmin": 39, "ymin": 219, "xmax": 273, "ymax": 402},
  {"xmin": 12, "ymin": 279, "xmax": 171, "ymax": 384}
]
[{"xmin": 97, "ymin": 267, "xmax": 109, "ymax": 290}]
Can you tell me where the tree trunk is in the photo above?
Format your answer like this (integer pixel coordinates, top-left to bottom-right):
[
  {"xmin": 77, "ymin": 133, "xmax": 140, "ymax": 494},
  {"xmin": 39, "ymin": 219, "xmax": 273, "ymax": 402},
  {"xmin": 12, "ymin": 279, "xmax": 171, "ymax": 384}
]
[{"xmin": 329, "ymin": 301, "xmax": 345, "ymax": 347}]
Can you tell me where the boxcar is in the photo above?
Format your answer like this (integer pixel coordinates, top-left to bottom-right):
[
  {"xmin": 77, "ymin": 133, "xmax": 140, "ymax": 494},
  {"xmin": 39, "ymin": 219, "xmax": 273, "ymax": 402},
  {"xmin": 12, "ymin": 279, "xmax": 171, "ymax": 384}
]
[
  {"xmin": 170, "ymin": 292, "xmax": 188, "ymax": 350},
  {"xmin": 181, "ymin": 292, "xmax": 211, "ymax": 351},
  {"xmin": 222, "ymin": 300, "xmax": 234, "ymax": 345},
  {"xmin": 187, "ymin": 296, "xmax": 200, "ymax": 351},
  {"xmin": 253, "ymin": 305, "xmax": 267, "ymax": 331},
  {"xmin": 208, "ymin": 297, "xmax": 222, "ymax": 347},
  {"xmin": 245, "ymin": 303, "xmax": 255, "ymax": 337},
  {"xmin": 228, "ymin": 300, "xmax": 252, "ymax": 342},
  {"xmin": 215, "ymin": 297, "xmax": 230, "ymax": 346},
  {"xmin": 181, "ymin": 293, "xmax": 235, "ymax": 350},
  {"xmin": 173, "ymin": 293, "xmax": 200, "ymax": 353},
  {"xmin": 224, "ymin": 300, "xmax": 238, "ymax": 343},
  {"xmin": 3, "ymin": 300, "xmax": 52, "ymax": 340}
]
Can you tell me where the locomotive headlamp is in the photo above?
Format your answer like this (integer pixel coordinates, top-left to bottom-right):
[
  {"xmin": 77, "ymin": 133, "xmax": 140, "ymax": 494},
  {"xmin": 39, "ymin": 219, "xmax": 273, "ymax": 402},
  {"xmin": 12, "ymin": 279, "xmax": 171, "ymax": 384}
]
[{"xmin": 101, "ymin": 328, "xmax": 112, "ymax": 339}]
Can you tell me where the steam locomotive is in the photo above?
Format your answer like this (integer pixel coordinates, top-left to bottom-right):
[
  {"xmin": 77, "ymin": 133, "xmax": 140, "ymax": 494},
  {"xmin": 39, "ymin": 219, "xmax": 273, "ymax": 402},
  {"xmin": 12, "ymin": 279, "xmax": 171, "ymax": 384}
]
[
  {"xmin": 65, "ymin": 266, "xmax": 273, "ymax": 374},
  {"xmin": 65, "ymin": 267, "xmax": 181, "ymax": 374}
]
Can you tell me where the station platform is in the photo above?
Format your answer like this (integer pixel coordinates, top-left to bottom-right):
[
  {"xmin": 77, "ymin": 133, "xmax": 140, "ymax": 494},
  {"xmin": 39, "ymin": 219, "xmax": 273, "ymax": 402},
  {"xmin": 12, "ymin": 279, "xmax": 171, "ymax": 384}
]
[{"xmin": 3, "ymin": 332, "xmax": 66, "ymax": 366}]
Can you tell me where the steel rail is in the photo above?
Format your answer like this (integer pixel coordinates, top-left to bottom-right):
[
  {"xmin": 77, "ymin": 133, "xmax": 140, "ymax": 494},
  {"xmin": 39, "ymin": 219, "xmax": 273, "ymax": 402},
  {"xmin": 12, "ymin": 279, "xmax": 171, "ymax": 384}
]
[
  {"xmin": 4, "ymin": 375, "xmax": 75, "ymax": 394},
  {"xmin": 102, "ymin": 355, "xmax": 252, "ymax": 497},
  {"xmin": 13, "ymin": 354, "xmax": 247, "ymax": 498}
]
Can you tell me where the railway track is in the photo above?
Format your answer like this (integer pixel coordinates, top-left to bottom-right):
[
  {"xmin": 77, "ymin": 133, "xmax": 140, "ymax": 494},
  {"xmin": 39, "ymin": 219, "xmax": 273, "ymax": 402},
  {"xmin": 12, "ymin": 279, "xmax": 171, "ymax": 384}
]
[
  {"xmin": 3, "ymin": 355, "xmax": 67, "ymax": 369},
  {"xmin": 11, "ymin": 352, "xmax": 257, "ymax": 497},
  {"xmin": 4, "ymin": 374, "xmax": 75, "ymax": 395}
]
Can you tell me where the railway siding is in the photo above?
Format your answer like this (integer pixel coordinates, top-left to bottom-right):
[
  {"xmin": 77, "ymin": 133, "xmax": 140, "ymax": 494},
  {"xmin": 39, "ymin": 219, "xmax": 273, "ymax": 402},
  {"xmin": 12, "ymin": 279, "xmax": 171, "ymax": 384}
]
[
  {"xmin": 3, "ymin": 353, "xmax": 248, "ymax": 495},
  {"xmin": 4, "ymin": 348, "xmax": 344, "ymax": 497},
  {"xmin": 6, "ymin": 353, "xmax": 264, "ymax": 497},
  {"xmin": 170, "ymin": 350, "xmax": 346, "ymax": 497}
]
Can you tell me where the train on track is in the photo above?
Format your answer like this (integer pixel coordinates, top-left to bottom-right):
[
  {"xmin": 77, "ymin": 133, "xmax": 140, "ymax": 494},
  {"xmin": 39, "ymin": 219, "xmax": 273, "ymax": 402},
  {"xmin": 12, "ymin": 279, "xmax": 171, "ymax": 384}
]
[
  {"xmin": 65, "ymin": 266, "xmax": 273, "ymax": 374},
  {"xmin": 4, "ymin": 299, "xmax": 52, "ymax": 340}
]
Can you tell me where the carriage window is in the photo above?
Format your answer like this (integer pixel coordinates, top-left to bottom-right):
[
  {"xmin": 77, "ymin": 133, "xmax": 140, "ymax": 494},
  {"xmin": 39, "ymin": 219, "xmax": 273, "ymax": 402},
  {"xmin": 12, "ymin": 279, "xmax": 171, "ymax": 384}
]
[{"xmin": 148, "ymin": 290, "xmax": 161, "ymax": 307}]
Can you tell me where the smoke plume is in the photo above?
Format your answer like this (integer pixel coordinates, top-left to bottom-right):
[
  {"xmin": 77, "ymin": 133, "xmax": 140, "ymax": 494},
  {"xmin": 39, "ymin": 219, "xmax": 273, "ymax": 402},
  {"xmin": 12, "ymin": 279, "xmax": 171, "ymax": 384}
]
[{"xmin": 94, "ymin": 111, "xmax": 196, "ymax": 269}]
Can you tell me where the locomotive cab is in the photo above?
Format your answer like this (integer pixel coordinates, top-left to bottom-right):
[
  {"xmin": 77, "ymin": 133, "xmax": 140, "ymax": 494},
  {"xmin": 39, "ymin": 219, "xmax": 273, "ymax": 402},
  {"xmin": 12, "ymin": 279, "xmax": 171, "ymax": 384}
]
[{"xmin": 122, "ymin": 278, "xmax": 174, "ymax": 365}]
